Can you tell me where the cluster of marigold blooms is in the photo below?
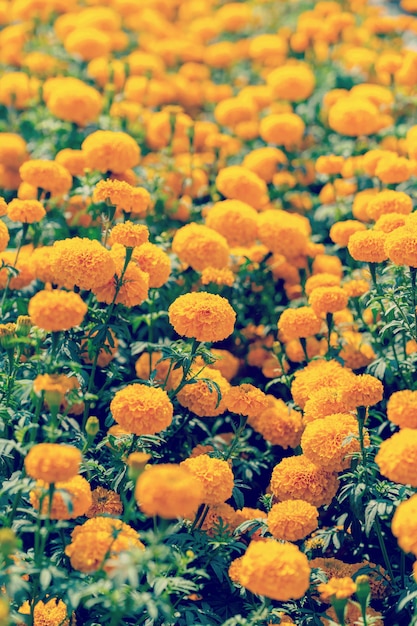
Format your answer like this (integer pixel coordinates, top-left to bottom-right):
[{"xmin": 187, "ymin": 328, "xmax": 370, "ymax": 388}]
[{"xmin": 3, "ymin": 0, "xmax": 417, "ymax": 623}]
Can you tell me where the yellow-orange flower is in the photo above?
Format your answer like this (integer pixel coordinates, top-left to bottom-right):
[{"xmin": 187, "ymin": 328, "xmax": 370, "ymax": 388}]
[
  {"xmin": 225, "ymin": 383, "xmax": 269, "ymax": 418},
  {"xmin": 135, "ymin": 464, "xmax": 204, "ymax": 518},
  {"xmin": 30, "ymin": 475, "xmax": 92, "ymax": 520},
  {"xmin": 347, "ymin": 230, "xmax": 388, "ymax": 263},
  {"xmin": 177, "ymin": 368, "xmax": 230, "ymax": 417},
  {"xmin": 110, "ymin": 383, "xmax": 173, "ymax": 436},
  {"xmin": 278, "ymin": 306, "xmax": 322, "ymax": 340},
  {"xmin": 51, "ymin": 237, "xmax": 116, "ymax": 291},
  {"xmin": 180, "ymin": 455, "xmax": 234, "ymax": 505},
  {"xmin": 216, "ymin": 165, "xmax": 268, "ymax": 210},
  {"xmin": 172, "ymin": 223, "xmax": 229, "ymax": 271},
  {"xmin": 7, "ymin": 198, "xmax": 45, "ymax": 223},
  {"xmin": 82, "ymin": 130, "xmax": 140, "ymax": 173},
  {"xmin": 20, "ymin": 159, "xmax": 72, "ymax": 197},
  {"xmin": 205, "ymin": 199, "xmax": 259, "ymax": 247},
  {"xmin": 270, "ymin": 455, "xmax": 339, "ymax": 507},
  {"xmin": 25, "ymin": 443, "xmax": 81, "ymax": 483},
  {"xmin": 108, "ymin": 222, "xmax": 149, "ymax": 248},
  {"xmin": 267, "ymin": 500, "xmax": 319, "ymax": 541},
  {"xmin": 266, "ymin": 63, "xmax": 316, "ymax": 102},
  {"xmin": 392, "ymin": 494, "xmax": 417, "ymax": 556},
  {"xmin": 309, "ymin": 286, "xmax": 349, "ymax": 315},
  {"xmin": 85, "ymin": 486, "xmax": 123, "ymax": 518},
  {"xmin": 239, "ymin": 539, "xmax": 311, "ymax": 601},
  {"xmin": 387, "ymin": 390, "xmax": 417, "ymax": 429},
  {"xmin": 318, "ymin": 577, "xmax": 357, "ymax": 601},
  {"xmin": 330, "ymin": 221, "xmax": 367, "ymax": 247},
  {"xmin": 28, "ymin": 290, "xmax": 87, "ymax": 332},
  {"xmin": 168, "ymin": 292, "xmax": 236, "ymax": 342},
  {"xmin": 375, "ymin": 429, "xmax": 417, "ymax": 486},
  {"xmin": 133, "ymin": 243, "xmax": 171, "ymax": 288}
]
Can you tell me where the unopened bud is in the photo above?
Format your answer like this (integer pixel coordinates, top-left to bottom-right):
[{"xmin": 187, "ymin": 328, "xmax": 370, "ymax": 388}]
[
  {"xmin": 16, "ymin": 315, "xmax": 31, "ymax": 337},
  {"xmin": 0, "ymin": 323, "xmax": 16, "ymax": 349},
  {"xmin": 355, "ymin": 574, "xmax": 371, "ymax": 608},
  {"xmin": 85, "ymin": 415, "xmax": 100, "ymax": 438},
  {"xmin": 127, "ymin": 452, "xmax": 151, "ymax": 481}
]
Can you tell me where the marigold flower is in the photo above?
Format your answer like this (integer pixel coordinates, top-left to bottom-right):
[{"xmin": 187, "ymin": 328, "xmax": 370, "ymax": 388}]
[
  {"xmin": 309, "ymin": 286, "xmax": 349, "ymax": 315},
  {"xmin": 200, "ymin": 503, "xmax": 239, "ymax": 536},
  {"xmin": 0, "ymin": 221, "xmax": 9, "ymax": 253},
  {"xmin": 239, "ymin": 539, "xmax": 311, "ymax": 601},
  {"xmin": 229, "ymin": 556, "xmax": 244, "ymax": 583},
  {"xmin": 258, "ymin": 209, "xmax": 310, "ymax": 258},
  {"xmin": 284, "ymin": 337, "xmax": 323, "ymax": 363},
  {"xmin": 315, "ymin": 155, "xmax": 345, "ymax": 175},
  {"xmin": 301, "ymin": 414, "xmax": 364, "ymax": 472},
  {"xmin": 0, "ymin": 249, "xmax": 34, "ymax": 289},
  {"xmin": 347, "ymin": 230, "xmax": 388, "ymax": 263},
  {"xmin": 339, "ymin": 331, "xmax": 376, "ymax": 370},
  {"xmin": 267, "ymin": 500, "xmax": 319, "ymax": 541},
  {"xmin": 374, "ymin": 212, "xmax": 407, "ymax": 234},
  {"xmin": 55, "ymin": 148, "xmax": 86, "ymax": 177},
  {"xmin": 65, "ymin": 517, "xmax": 143, "ymax": 573},
  {"xmin": 318, "ymin": 577, "xmax": 357, "ymax": 602},
  {"xmin": 180, "ymin": 455, "xmax": 234, "ymax": 505},
  {"xmin": 312, "ymin": 253, "xmax": 343, "ymax": 277},
  {"xmin": 375, "ymin": 154, "xmax": 412, "ymax": 184},
  {"xmin": 205, "ymin": 199, "xmax": 259, "ymax": 247},
  {"xmin": 24, "ymin": 443, "xmax": 82, "ymax": 483},
  {"xmin": 30, "ymin": 475, "xmax": 92, "ymax": 520},
  {"xmin": 387, "ymin": 390, "xmax": 417, "ymax": 429},
  {"xmin": 328, "ymin": 97, "xmax": 381, "ymax": 136},
  {"xmin": 305, "ymin": 273, "xmax": 341, "ymax": 296},
  {"xmin": 201, "ymin": 266, "xmax": 235, "ymax": 287},
  {"xmin": 392, "ymin": 494, "xmax": 417, "ymax": 555},
  {"xmin": 64, "ymin": 27, "xmax": 112, "ymax": 61},
  {"xmin": 209, "ymin": 349, "xmax": 240, "ymax": 381},
  {"xmin": 134, "ymin": 351, "xmax": 181, "ymax": 390},
  {"xmin": 110, "ymin": 383, "xmax": 173, "ymax": 436},
  {"xmin": 278, "ymin": 306, "xmax": 322, "ymax": 340},
  {"xmin": 18, "ymin": 599, "xmax": 71, "ymax": 626},
  {"xmin": 270, "ymin": 455, "xmax": 339, "ymax": 507},
  {"xmin": 108, "ymin": 222, "xmax": 149, "ymax": 248},
  {"xmin": 172, "ymin": 223, "xmax": 229, "ymax": 272},
  {"xmin": 0, "ymin": 132, "xmax": 28, "ymax": 168},
  {"xmin": 169, "ymin": 292, "xmax": 236, "ymax": 343},
  {"xmin": 28, "ymin": 290, "xmax": 87, "ymax": 332},
  {"xmin": 20, "ymin": 159, "xmax": 72, "ymax": 197},
  {"xmin": 46, "ymin": 79, "xmax": 103, "ymax": 126},
  {"xmin": 225, "ymin": 383, "xmax": 269, "ymax": 418},
  {"xmin": 267, "ymin": 63, "xmax": 316, "ymax": 102},
  {"xmin": 216, "ymin": 165, "xmax": 268, "ymax": 210},
  {"xmin": 260, "ymin": 113, "xmax": 305, "ymax": 149},
  {"xmin": 93, "ymin": 179, "xmax": 151, "ymax": 214},
  {"xmin": 82, "ymin": 130, "xmax": 140, "ymax": 173},
  {"xmin": 132, "ymin": 242, "xmax": 171, "ymax": 288},
  {"xmin": 375, "ymin": 429, "xmax": 417, "ymax": 486},
  {"xmin": 291, "ymin": 359, "xmax": 355, "ymax": 409},
  {"xmin": 340, "ymin": 374, "xmax": 383, "ymax": 407},
  {"xmin": 243, "ymin": 147, "xmax": 287, "ymax": 183},
  {"xmin": 330, "ymin": 221, "xmax": 367, "ymax": 247},
  {"xmin": 343, "ymin": 280, "xmax": 370, "ymax": 299},
  {"xmin": 385, "ymin": 226, "xmax": 417, "ymax": 267},
  {"xmin": 177, "ymin": 367, "xmax": 230, "ymax": 417},
  {"xmin": 135, "ymin": 464, "xmax": 204, "ymax": 519},
  {"xmin": 367, "ymin": 190, "xmax": 413, "ymax": 221},
  {"xmin": 85, "ymin": 486, "xmax": 123, "ymax": 518},
  {"xmin": 7, "ymin": 198, "xmax": 45, "ymax": 223},
  {"xmin": 51, "ymin": 237, "xmax": 116, "ymax": 291}
]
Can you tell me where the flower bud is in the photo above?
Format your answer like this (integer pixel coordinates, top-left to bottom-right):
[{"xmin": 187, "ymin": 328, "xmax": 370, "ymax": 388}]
[
  {"xmin": 16, "ymin": 315, "xmax": 32, "ymax": 337},
  {"xmin": 127, "ymin": 452, "xmax": 151, "ymax": 481},
  {"xmin": 85, "ymin": 416, "xmax": 100, "ymax": 438}
]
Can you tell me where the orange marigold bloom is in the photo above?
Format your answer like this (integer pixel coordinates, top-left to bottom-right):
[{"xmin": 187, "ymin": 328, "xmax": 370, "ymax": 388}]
[
  {"xmin": 374, "ymin": 212, "xmax": 407, "ymax": 234},
  {"xmin": 339, "ymin": 331, "xmax": 376, "ymax": 370},
  {"xmin": 46, "ymin": 79, "xmax": 103, "ymax": 127},
  {"xmin": 270, "ymin": 455, "xmax": 339, "ymax": 507},
  {"xmin": 110, "ymin": 383, "xmax": 173, "ymax": 436},
  {"xmin": 135, "ymin": 464, "xmax": 204, "ymax": 519},
  {"xmin": 133, "ymin": 242, "xmax": 171, "ymax": 288},
  {"xmin": 328, "ymin": 97, "xmax": 381, "ymax": 136},
  {"xmin": 18, "ymin": 599, "xmax": 71, "ymax": 626},
  {"xmin": 392, "ymin": 494, "xmax": 417, "ymax": 556},
  {"xmin": 209, "ymin": 349, "xmax": 240, "ymax": 381},
  {"xmin": 180, "ymin": 455, "xmax": 234, "ymax": 505},
  {"xmin": 7, "ymin": 198, "xmax": 45, "ymax": 223},
  {"xmin": 201, "ymin": 266, "xmax": 235, "ymax": 287},
  {"xmin": 312, "ymin": 253, "xmax": 343, "ymax": 277},
  {"xmin": 225, "ymin": 383, "xmax": 269, "ymax": 418},
  {"xmin": 309, "ymin": 286, "xmax": 349, "ymax": 315},
  {"xmin": 318, "ymin": 577, "xmax": 357, "ymax": 602},
  {"xmin": 329, "ymin": 220, "xmax": 367, "ymax": 247},
  {"xmin": 0, "ymin": 221, "xmax": 9, "ymax": 252},
  {"xmin": 291, "ymin": 359, "xmax": 355, "ymax": 409},
  {"xmin": 24, "ymin": 443, "xmax": 81, "ymax": 483},
  {"xmin": 284, "ymin": 337, "xmax": 323, "ymax": 363},
  {"xmin": 343, "ymin": 280, "xmax": 370, "ymax": 298},
  {"xmin": 65, "ymin": 517, "xmax": 143, "ymax": 573},
  {"xmin": 205, "ymin": 199, "xmax": 259, "ymax": 247},
  {"xmin": 375, "ymin": 429, "xmax": 417, "ymax": 486},
  {"xmin": 108, "ymin": 222, "xmax": 149, "ymax": 248},
  {"xmin": 375, "ymin": 154, "xmax": 412, "ymax": 184},
  {"xmin": 385, "ymin": 226, "xmax": 417, "ymax": 267},
  {"xmin": 267, "ymin": 500, "xmax": 319, "ymax": 541},
  {"xmin": 168, "ymin": 292, "xmax": 236, "ymax": 343},
  {"xmin": 305, "ymin": 273, "xmax": 340, "ymax": 296},
  {"xmin": 315, "ymin": 155, "xmax": 345, "ymax": 175},
  {"xmin": 215, "ymin": 165, "xmax": 268, "ymax": 210},
  {"xmin": 85, "ymin": 486, "xmax": 123, "ymax": 518},
  {"xmin": 0, "ymin": 132, "xmax": 28, "ymax": 169},
  {"xmin": 30, "ymin": 475, "xmax": 92, "ymax": 520},
  {"xmin": 387, "ymin": 390, "xmax": 417, "ymax": 429},
  {"xmin": 172, "ymin": 223, "xmax": 229, "ymax": 272},
  {"xmin": 134, "ymin": 351, "xmax": 181, "ymax": 390},
  {"xmin": 0, "ymin": 249, "xmax": 34, "ymax": 289},
  {"xmin": 200, "ymin": 503, "xmax": 239, "ymax": 536},
  {"xmin": 243, "ymin": 147, "xmax": 287, "ymax": 183},
  {"xmin": 347, "ymin": 230, "xmax": 388, "ymax": 263},
  {"xmin": 93, "ymin": 245, "xmax": 149, "ymax": 307},
  {"xmin": 177, "ymin": 367, "xmax": 230, "ymax": 417},
  {"xmin": 19, "ymin": 159, "xmax": 72, "ymax": 197},
  {"xmin": 340, "ymin": 373, "xmax": 383, "ymax": 407},
  {"xmin": 278, "ymin": 306, "xmax": 322, "ymax": 340},
  {"xmin": 303, "ymin": 389, "xmax": 355, "ymax": 422},
  {"xmin": 28, "ymin": 290, "xmax": 87, "ymax": 332},
  {"xmin": 55, "ymin": 148, "xmax": 86, "ymax": 177},
  {"xmin": 239, "ymin": 539, "xmax": 311, "ymax": 601},
  {"xmin": 93, "ymin": 179, "xmax": 151, "ymax": 214},
  {"xmin": 51, "ymin": 237, "xmax": 116, "ymax": 291},
  {"xmin": 259, "ymin": 113, "xmax": 305, "ymax": 149},
  {"xmin": 266, "ymin": 63, "xmax": 316, "ymax": 102},
  {"xmin": 258, "ymin": 210, "xmax": 310, "ymax": 258},
  {"xmin": 367, "ymin": 190, "xmax": 413, "ymax": 221},
  {"xmin": 301, "ymin": 414, "xmax": 364, "ymax": 472},
  {"xmin": 82, "ymin": 130, "xmax": 140, "ymax": 173}
]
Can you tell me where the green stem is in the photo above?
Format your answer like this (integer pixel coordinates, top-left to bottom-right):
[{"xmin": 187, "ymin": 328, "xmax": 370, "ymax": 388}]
[
  {"xmin": 374, "ymin": 517, "xmax": 396, "ymax": 587},
  {"xmin": 410, "ymin": 267, "xmax": 417, "ymax": 340},
  {"xmin": 326, "ymin": 312, "xmax": 333, "ymax": 351},
  {"xmin": 168, "ymin": 338, "xmax": 200, "ymax": 399},
  {"xmin": 0, "ymin": 223, "xmax": 29, "ymax": 315},
  {"xmin": 224, "ymin": 415, "xmax": 248, "ymax": 461},
  {"xmin": 299, "ymin": 337, "xmax": 309, "ymax": 362}
]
